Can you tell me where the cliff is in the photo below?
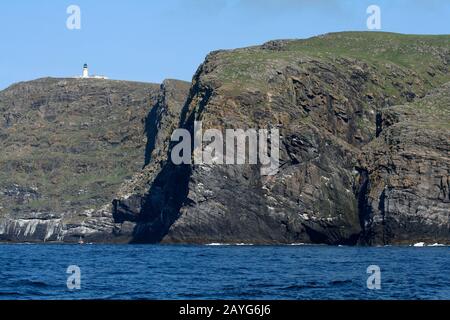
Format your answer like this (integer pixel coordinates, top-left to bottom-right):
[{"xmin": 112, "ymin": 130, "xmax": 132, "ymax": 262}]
[
  {"xmin": 357, "ymin": 82, "xmax": 450, "ymax": 244},
  {"xmin": 1, "ymin": 32, "xmax": 449, "ymax": 245},
  {"xmin": 114, "ymin": 32, "xmax": 449, "ymax": 245},
  {"xmin": 0, "ymin": 77, "xmax": 190, "ymax": 242}
]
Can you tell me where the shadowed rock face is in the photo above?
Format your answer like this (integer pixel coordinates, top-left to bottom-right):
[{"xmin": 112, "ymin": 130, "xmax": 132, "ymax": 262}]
[
  {"xmin": 113, "ymin": 32, "xmax": 450, "ymax": 245},
  {"xmin": 112, "ymin": 79, "xmax": 192, "ymax": 243},
  {"xmin": 0, "ymin": 77, "xmax": 190, "ymax": 242}
]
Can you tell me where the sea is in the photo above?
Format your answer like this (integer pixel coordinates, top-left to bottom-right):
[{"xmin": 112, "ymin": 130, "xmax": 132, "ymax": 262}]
[{"xmin": 0, "ymin": 244, "xmax": 448, "ymax": 300}]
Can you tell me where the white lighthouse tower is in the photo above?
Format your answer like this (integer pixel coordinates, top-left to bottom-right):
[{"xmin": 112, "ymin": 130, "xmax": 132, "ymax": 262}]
[{"xmin": 82, "ymin": 63, "xmax": 89, "ymax": 78}]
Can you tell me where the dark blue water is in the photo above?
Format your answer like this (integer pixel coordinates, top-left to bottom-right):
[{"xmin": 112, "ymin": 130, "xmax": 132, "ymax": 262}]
[{"xmin": 0, "ymin": 244, "xmax": 448, "ymax": 300}]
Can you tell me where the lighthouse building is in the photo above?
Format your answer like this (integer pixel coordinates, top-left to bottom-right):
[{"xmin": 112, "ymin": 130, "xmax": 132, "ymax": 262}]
[{"xmin": 78, "ymin": 64, "xmax": 108, "ymax": 80}]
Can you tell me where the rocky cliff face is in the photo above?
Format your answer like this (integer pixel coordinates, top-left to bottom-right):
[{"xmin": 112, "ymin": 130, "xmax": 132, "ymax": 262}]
[
  {"xmin": 0, "ymin": 77, "xmax": 190, "ymax": 242},
  {"xmin": 357, "ymin": 83, "xmax": 450, "ymax": 244},
  {"xmin": 1, "ymin": 32, "xmax": 449, "ymax": 245},
  {"xmin": 113, "ymin": 32, "xmax": 449, "ymax": 245}
]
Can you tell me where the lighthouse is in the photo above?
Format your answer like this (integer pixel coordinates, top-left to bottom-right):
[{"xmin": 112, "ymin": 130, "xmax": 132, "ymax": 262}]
[
  {"xmin": 82, "ymin": 63, "xmax": 89, "ymax": 78},
  {"xmin": 77, "ymin": 63, "xmax": 109, "ymax": 80}
]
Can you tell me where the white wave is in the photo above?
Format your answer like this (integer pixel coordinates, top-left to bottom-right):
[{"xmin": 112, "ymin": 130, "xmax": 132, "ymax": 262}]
[
  {"xmin": 206, "ymin": 243, "xmax": 254, "ymax": 246},
  {"xmin": 413, "ymin": 242, "xmax": 425, "ymax": 247},
  {"xmin": 411, "ymin": 242, "xmax": 448, "ymax": 247}
]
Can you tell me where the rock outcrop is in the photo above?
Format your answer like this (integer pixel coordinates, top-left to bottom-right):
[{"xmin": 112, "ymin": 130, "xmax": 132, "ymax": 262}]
[
  {"xmin": 113, "ymin": 32, "xmax": 449, "ymax": 245},
  {"xmin": 357, "ymin": 83, "xmax": 450, "ymax": 244},
  {"xmin": 0, "ymin": 77, "xmax": 190, "ymax": 242}
]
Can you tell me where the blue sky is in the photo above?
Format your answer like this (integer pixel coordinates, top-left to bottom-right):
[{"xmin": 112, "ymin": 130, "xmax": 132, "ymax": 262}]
[{"xmin": 0, "ymin": 0, "xmax": 449, "ymax": 89}]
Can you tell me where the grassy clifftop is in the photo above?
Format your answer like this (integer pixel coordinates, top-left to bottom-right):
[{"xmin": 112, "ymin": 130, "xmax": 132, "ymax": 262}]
[{"xmin": 207, "ymin": 32, "xmax": 449, "ymax": 95}]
